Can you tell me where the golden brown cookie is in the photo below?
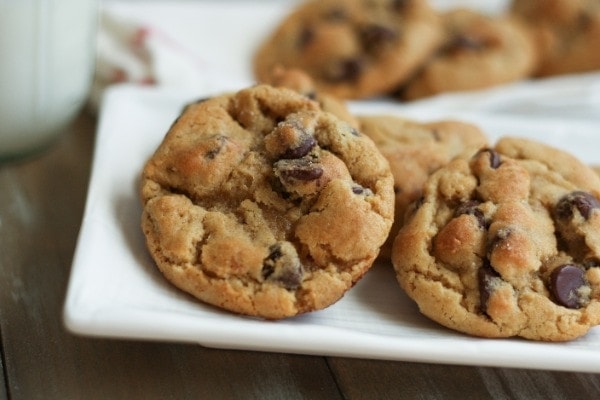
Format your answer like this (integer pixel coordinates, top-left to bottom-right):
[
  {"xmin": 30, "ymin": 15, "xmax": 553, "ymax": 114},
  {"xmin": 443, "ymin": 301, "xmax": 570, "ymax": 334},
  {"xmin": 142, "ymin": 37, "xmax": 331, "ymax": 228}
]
[
  {"xmin": 392, "ymin": 137, "xmax": 600, "ymax": 341},
  {"xmin": 253, "ymin": 0, "xmax": 444, "ymax": 99},
  {"xmin": 510, "ymin": 0, "xmax": 600, "ymax": 77},
  {"xmin": 141, "ymin": 85, "xmax": 394, "ymax": 319},
  {"xmin": 260, "ymin": 65, "xmax": 360, "ymax": 129},
  {"xmin": 399, "ymin": 8, "xmax": 537, "ymax": 100},
  {"xmin": 358, "ymin": 114, "xmax": 487, "ymax": 259}
]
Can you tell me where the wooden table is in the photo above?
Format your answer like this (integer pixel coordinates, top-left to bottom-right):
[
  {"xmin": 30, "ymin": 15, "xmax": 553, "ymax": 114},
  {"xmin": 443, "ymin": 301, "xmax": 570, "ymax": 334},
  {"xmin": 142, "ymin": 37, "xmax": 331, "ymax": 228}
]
[{"xmin": 1, "ymin": 111, "xmax": 599, "ymax": 399}]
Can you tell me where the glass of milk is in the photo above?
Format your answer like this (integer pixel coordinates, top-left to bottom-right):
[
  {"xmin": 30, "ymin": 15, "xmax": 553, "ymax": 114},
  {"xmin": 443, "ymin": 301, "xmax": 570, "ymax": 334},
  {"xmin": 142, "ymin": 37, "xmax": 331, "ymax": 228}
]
[{"xmin": 0, "ymin": 0, "xmax": 98, "ymax": 162}]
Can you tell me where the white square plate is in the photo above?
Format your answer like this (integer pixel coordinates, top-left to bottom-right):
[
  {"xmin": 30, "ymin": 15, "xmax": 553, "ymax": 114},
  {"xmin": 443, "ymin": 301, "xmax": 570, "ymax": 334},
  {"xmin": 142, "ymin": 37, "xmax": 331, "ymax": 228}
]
[{"xmin": 64, "ymin": 84, "xmax": 600, "ymax": 373}]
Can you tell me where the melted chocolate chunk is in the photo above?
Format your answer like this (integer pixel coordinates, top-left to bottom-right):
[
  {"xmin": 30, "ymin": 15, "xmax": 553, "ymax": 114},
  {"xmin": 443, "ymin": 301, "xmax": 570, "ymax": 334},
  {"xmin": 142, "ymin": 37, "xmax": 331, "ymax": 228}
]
[
  {"xmin": 478, "ymin": 261, "xmax": 501, "ymax": 314},
  {"xmin": 555, "ymin": 191, "xmax": 600, "ymax": 220},
  {"xmin": 577, "ymin": 11, "xmax": 593, "ymax": 32},
  {"xmin": 275, "ymin": 158, "xmax": 324, "ymax": 181},
  {"xmin": 445, "ymin": 34, "xmax": 486, "ymax": 54},
  {"xmin": 454, "ymin": 200, "xmax": 486, "ymax": 229},
  {"xmin": 298, "ymin": 26, "xmax": 315, "ymax": 49},
  {"xmin": 351, "ymin": 185, "xmax": 373, "ymax": 196},
  {"xmin": 281, "ymin": 135, "xmax": 317, "ymax": 159},
  {"xmin": 361, "ymin": 24, "xmax": 398, "ymax": 49},
  {"xmin": 549, "ymin": 264, "xmax": 587, "ymax": 309},
  {"xmin": 262, "ymin": 243, "xmax": 304, "ymax": 290},
  {"xmin": 391, "ymin": 0, "xmax": 410, "ymax": 11},
  {"xmin": 327, "ymin": 58, "xmax": 363, "ymax": 83},
  {"xmin": 475, "ymin": 148, "xmax": 501, "ymax": 169}
]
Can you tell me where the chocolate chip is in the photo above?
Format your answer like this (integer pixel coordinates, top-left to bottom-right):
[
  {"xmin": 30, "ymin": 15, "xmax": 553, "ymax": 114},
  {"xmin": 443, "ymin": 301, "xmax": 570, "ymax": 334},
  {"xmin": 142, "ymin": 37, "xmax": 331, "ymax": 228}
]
[
  {"xmin": 352, "ymin": 185, "xmax": 373, "ymax": 196},
  {"xmin": 323, "ymin": 7, "xmax": 347, "ymax": 21},
  {"xmin": 361, "ymin": 24, "xmax": 398, "ymax": 50},
  {"xmin": 577, "ymin": 11, "xmax": 593, "ymax": 32},
  {"xmin": 262, "ymin": 243, "xmax": 304, "ymax": 290},
  {"xmin": 454, "ymin": 200, "xmax": 486, "ymax": 229},
  {"xmin": 391, "ymin": 0, "xmax": 409, "ymax": 11},
  {"xmin": 327, "ymin": 58, "xmax": 363, "ymax": 83},
  {"xmin": 444, "ymin": 34, "xmax": 485, "ymax": 54},
  {"xmin": 281, "ymin": 135, "xmax": 317, "ymax": 159},
  {"xmin": 274, "ymin": 158, "xmax": 324, "ymax": 181},
  {"xmin": 549, "ymin": 264, "xmax": 587, "ymax": 309},
  {"xmin": 475, "ymin": 148, "xmax": 501, "ymax": 169},
  {"xmin": 555, "ymin": 191, "xmax": 600, "ymax": 220},
  {"xmin": 204, "ymin": 134, "xmax": 228, "ymax": 159},
  {"xmin": 478, "ymin": 261, "xmax": 501, "ymax": 314},
  {"xmin": 298, "ymin": 26, "xmax": 314, "ymax": 48}
]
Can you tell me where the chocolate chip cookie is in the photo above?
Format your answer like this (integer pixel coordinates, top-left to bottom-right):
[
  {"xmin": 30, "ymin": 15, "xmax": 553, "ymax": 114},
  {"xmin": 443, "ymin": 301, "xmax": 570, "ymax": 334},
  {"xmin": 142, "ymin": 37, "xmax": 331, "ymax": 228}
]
[
  {"xmin": 510, "ymin": 0, "xmax": 600, "ymax": 77},
  {"xmin": 392, "ymin": 137, "xmax": 600, "ymax": 341},
  {"xmin": 141, "ymin": 85, "xmax": 395, "ymax": 319},
  {"xmin": 358, "ymin": 114, "xmax": 488, "ymax": 259},
  {"xmin": 399, "ymin": 8, "xmax": 537, "ymax": 100},
  {"xmin": 253, "ymin": 0, "xmax": 444, "ymax": 99}
]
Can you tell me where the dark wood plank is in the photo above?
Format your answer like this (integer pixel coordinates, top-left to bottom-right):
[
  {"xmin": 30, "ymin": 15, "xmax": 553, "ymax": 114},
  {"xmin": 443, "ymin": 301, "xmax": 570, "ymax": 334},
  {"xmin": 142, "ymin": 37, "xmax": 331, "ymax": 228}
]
[
  {"xmin": 329, "ymin": 358, "xmax": 600, "ymax": 400},
  {"xmin": 0, "ymin": 113, "xmax": 341, "ymax": 399},
  {"xmin": 61, "ymin": 339, "xmax": 341, "ymax": 400}
]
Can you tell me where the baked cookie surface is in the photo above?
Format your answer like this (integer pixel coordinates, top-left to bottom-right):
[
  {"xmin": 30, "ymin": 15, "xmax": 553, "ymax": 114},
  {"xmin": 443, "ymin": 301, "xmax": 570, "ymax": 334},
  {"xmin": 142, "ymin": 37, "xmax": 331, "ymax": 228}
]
[
  {"xmin": 141, "ymin": 85, "xmax": 394, "ymax": 319},
  {"xmin": 510, "ymin": 0, "xmax": 600, "ymax": 76},
  {"xmin": 254, "ymin": 0, "xmax": 443, "ymax": 99},
  {"xmin": 392, "ymin": 137, "xmax": 600, "ymax": 340},
  {"xmin": 399, "ymin": 8, "xmax": 537, "ymax": 100},
  {"xmin": 260, "ymin": 65, "xmax": 360, "ymax": 129},
  {"xmin": 358, "ymin": 115, "xmax": 487, "ymax": 259}
]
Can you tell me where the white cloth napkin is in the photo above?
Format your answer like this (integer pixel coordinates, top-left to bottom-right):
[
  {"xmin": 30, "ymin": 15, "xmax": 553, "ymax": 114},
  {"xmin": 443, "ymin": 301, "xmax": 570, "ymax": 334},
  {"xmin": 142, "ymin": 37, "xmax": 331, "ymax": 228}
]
[{"xmin": 90, "ymin": 1, "xmax": 255, "ymax": 111}]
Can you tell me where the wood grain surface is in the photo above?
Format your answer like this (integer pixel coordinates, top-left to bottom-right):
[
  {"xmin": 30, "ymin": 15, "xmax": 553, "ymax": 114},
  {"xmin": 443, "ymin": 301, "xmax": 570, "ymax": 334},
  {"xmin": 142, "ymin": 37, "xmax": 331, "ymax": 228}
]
[{"xmin": 1, "ymin": 112, "xmax": 599, "ymax": 399}]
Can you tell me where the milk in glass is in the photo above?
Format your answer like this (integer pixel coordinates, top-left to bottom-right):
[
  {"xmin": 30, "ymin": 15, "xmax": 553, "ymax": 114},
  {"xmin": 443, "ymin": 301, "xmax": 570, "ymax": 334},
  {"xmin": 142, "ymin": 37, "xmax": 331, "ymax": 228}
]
[{"xmin": 0, "ymin": 0, "xmax": 97, "ymax": 161}]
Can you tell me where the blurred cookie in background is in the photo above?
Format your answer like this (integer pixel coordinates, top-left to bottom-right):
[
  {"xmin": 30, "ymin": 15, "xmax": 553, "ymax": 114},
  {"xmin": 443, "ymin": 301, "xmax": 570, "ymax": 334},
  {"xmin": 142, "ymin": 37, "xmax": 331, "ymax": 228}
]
[
  {"xmin": 254, "ymin": 0, "xmax": 444, "ymax": 99},
  {"xmin": 510, "ymin": 0, "xmax": 600, "ymax": 77},
  {"xmin": 398, "ymin": 8, "xmax": 537, "ymax": 100}
]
